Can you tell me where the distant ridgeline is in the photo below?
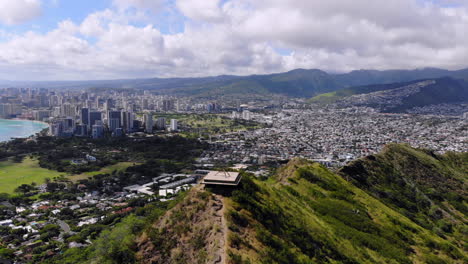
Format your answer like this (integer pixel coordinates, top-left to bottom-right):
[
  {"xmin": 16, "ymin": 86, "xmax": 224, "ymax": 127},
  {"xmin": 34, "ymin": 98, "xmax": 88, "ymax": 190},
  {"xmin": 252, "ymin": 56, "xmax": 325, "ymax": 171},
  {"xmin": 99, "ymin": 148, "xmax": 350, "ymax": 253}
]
[
  {"xmin": 52, "ymin": 144, "xmax": 467, "ymax": 264},
  {"xmin": 2, "ymin": 67, "xmax": 468, "ymax": 98},
  {"xmin": 310, "ymin": 77, "xmax": 468, "ymax": 113}
]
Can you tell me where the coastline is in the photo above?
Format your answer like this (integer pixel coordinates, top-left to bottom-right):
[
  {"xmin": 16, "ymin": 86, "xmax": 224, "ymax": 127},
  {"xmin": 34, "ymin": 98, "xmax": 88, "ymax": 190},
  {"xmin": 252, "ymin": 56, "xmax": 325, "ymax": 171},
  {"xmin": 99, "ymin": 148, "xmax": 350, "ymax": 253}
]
[
  {"xmin": 10, "ymin": 118, "xmax": 49, "ymax": 126},
  {"xmin": 0, "ymin": 118, "xmax": 49, "ymax": 143}
]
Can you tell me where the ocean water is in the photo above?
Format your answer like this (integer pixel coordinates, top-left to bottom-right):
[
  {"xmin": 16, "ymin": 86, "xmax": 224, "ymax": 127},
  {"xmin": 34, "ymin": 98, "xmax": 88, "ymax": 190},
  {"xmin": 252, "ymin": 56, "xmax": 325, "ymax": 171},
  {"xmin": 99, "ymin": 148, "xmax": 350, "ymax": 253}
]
[{"xmin": 0, "ymin": 119, "xmax": 48, "ymax": 142}]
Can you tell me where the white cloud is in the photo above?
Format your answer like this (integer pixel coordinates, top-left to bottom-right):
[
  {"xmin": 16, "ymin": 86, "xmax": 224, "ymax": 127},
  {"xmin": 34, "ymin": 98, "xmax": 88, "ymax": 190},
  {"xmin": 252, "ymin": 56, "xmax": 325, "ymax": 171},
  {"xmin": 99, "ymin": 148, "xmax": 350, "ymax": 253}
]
[
  {"xmin": 176, "ymin": 0, "xmax": 224, "ymax": 22},
  {"xmin": 0, "ymin": 0, "xmax": 42, "ymax": 25},
  {"xmin": 0, "ymin": 0, "xmax": 468, "ymax": 80},
  {"xmin": 113, "ymin": 0, "xmax": 165, "ymax": 12}
]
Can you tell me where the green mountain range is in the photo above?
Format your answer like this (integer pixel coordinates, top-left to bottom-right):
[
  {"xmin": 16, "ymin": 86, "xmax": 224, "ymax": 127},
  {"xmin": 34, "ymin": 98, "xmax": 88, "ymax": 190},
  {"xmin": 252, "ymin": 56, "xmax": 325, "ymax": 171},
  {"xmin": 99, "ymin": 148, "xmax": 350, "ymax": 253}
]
[
  {"xmin": 116, "ymin": 68, "xmax": 468, "ymax": 98},
  {"xmin": 3, "ymin": 67, "xmax": 468, "ymax": 98},
  {"xmin": 53, "ymin": 144, "xmax": 467, "ymax": 263}
]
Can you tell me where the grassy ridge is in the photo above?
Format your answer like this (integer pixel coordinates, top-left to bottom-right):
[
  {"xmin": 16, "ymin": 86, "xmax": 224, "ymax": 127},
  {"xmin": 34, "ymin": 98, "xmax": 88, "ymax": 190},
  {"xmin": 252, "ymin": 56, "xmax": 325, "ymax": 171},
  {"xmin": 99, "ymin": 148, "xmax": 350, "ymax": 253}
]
[
  {"xmin": 340, "ymin": 144, "xmax": 467, "ymax": 247},
  {"xmin": 225, "ymin": 150, "xmax": 466, "ymax": 263}
]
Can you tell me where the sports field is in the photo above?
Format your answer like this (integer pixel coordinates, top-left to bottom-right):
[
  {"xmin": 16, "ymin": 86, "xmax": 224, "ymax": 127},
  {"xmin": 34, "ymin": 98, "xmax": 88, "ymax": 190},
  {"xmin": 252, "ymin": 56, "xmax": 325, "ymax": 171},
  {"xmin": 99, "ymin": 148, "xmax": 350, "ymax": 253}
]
[{"xmin": 0, "ymin": 157, "xmax": 65, "ymax": 194}]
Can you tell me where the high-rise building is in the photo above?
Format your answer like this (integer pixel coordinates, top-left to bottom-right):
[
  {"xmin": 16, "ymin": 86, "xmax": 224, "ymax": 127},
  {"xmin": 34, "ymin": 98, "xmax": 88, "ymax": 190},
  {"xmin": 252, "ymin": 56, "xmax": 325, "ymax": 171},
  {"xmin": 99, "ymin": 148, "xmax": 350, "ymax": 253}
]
[
  {"xmin": 49, "ymin": 118, "xmax": 74, "ymax": 137},
  {"xmin": 33, "ymin": 110, "xmax": 50, "ymax": 121},
  {"xmin": 156, "ymin": 117, "xmax": 166, "ymax": 130},
  {"xmin": 0, "ymin": 104, "xmax": 22, "ymax": 118},
  {"xmin": 242, "ymin": 110, "xmax": 251, "ymax": 120},
  {"xmin": 39, "ymin": 94, "xmax": 49, "ymax": 107},
  {"xmin": 62, "ymin": 117, "xmax": 75, "ymax": 131},
  {"xmin": 144, "ymin": 113, "xmax": 153, "ymax": 133},
  {"xmin": 0, "ymin": 104, "xmax": 11, "ymax": 118},
  {"xmin": 49, "ymin": 95, "xmax": 59, "ymax": 106},
  {"xmin": 104, "ymin": 99, "xmax": 113, "ymax": 111},
  {"xmin": 89, "ymin": 111, "xmax": 102, "ymax": 127},
  {"xmin": 92, "ymin": 122, "xmax": 104, "ymax": 139},
  {"xmin": 207, "ymin": 102, "xmax": 221, "ymax": 113},
  {"xmin": 107, "ymin": 111, "xmax": 121, "ymax": 131},
  {"xmin": 81, "ymin": 108, "xmax": 89, "ymax": 125},
  {"xmin": 170, "ymin": 119, "xmax": 178, "ymax": 131},
  {"xmin": 61, "ymin": 103, "xmax": 74, "ymax": 117},
  {"xmin": 108, "ymin": 118, "xmax": 120, "ymax": 132},
  {"xmin": 75, "ymin": 124, "xmax": 88, "ymax": 137},
  {"xmin": 162, "ymin": 99, "xmax": 175, "ymax": 112},
  {"xmin": 95, "ymin": 97, "xmax": 100, "ymax": 109},
  {"xmin": 121, "ymin": 111, "xmax": 133, "ymax": 132},
  {"xmin": 85, "ymin": 100, "xmax": 93, "ymax": 109},
  {"xmin": 49, "ymin": 121, "xmax": 63, "ymax": 137}
]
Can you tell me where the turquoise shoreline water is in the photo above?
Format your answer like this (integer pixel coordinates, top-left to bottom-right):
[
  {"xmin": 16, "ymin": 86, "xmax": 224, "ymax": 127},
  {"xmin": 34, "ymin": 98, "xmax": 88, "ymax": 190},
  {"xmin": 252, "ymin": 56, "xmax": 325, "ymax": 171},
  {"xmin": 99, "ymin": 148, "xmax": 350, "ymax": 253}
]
[{"xmin": 0, "ymin": 119, "xmax": 48, "ymax": 142}]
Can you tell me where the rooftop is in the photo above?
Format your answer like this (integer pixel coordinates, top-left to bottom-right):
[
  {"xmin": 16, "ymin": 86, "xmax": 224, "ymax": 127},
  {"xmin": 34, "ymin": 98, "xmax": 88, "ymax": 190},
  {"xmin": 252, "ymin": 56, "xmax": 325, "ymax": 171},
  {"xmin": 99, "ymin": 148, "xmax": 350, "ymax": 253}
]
[{"xmin": 202, "ymin": 171, "xmax": 242, "ymax": 186}]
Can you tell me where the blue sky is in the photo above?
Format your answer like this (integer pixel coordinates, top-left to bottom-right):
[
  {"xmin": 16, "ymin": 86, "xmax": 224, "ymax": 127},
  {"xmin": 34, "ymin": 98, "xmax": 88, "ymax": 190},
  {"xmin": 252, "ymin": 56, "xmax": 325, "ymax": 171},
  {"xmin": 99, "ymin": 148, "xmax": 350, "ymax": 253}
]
[
  {"xmin": 1, "ymin": 0, "xmax": 108, "ymax": 34},
  {"xmin": 0, "ymin": 0, "xmax": 188, "ymax": 36},
  {"xmin": 0, "ymin": 0, "xmax": 466, "ymax": 81}
]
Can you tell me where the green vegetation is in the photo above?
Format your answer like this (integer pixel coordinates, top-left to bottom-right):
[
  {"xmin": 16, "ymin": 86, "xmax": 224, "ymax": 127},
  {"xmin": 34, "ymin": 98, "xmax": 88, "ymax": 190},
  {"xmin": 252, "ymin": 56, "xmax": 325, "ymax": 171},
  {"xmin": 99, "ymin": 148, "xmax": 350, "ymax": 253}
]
[
  {"xmin": 49, "ymin": 193, "xmax": 188, "ymax": 264},
  {"xmin": 310, "ymin": 77, "xmax": 468, "ymax": 111},
  {"xmin": 388, "ymin": 77, "xmax": 468, "ymax": 112},
  {"xmin": 0, "ymin": 158, "xmax": 141, "ymax": 193},
  {"xmin": 136, "ymin": 189, "xmax": 224, "ymax": 264},
  {"xmin": 308, "ymin": 91, "xmax": 344, "ymax": 104},
  {"xmin": 340, "ymin": 143, "xmax": 468, "ymax": 245},
  {"xmin": 154, "ymin": 113, "xmax": 263, "ymax": 136},
  {"xmin": 164, "ymin": 69, "xmax": 339, "ymax": 98},
  {"xmin": 309, "ymin": 80, "xmax": 423, "ymax": 104},
  {"xmin": 225, "ymin": 150, "xmax": 466, "ymax": 263},
  {"xmin": 71, "ymin": 162, "xmax": 138, "ymax": 182},
  {"xmin": 0, "ymin": 134, "xmax": 206, "ymax": 179},
  {"xmin": 75, "ymin": 67, "xmax": 468, "ymax": 98},
  {"xmin": 0, "ymin": 157, "xmax": 65, "ymax": 193}
]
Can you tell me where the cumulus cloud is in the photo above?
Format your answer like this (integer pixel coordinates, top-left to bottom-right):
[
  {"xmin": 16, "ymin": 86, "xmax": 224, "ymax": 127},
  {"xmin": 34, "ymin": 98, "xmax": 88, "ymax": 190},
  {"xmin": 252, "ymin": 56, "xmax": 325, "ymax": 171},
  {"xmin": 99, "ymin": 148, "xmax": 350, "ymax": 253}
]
[
  {"xmin": 0, "ymin": 0, "xmax": 468, "ymax": 80},
  {"xmin": 0, "ymin": 0, "xmax": 42, "ymax": 25},
  {"xmin": 113, "ymin": 0, "xmax": 165, "ymax": 12},
  {"xmin": 176, "ymin": 0, "xmax": 224, "ymax": 22}
]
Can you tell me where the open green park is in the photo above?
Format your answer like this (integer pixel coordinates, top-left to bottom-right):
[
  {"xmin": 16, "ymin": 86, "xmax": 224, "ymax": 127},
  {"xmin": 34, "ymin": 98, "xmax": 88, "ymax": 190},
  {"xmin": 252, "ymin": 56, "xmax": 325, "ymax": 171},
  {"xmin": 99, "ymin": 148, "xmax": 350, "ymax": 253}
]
[
  {"xmin": 71, "ymin": 162, "xmax": 137, "ymax": 182},
  {"xmin": 153, "ymin": 113, "xmax": 263, "ymax": 134},
  {"xmin": 0, "ymin": 157, "xmax": 65, "ymax": 194},
  {"xmin": 0, "ymin": 157, "xmax": 137, "ymax": 193}
]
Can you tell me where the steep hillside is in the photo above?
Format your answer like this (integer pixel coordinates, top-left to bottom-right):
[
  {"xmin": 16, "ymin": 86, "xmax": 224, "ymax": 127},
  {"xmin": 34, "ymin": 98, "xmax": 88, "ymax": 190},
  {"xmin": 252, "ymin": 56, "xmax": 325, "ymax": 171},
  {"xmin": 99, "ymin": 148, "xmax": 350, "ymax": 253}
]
[
  {"xmin": 136, "ymin": 186, "xmax": 227, "ymax": 264},
  {"xmin": 333, "ymin": 68, "xmax": 454, "ymax": 88},
  {"xmin": 310, "ymin": 77, "xmax": 468, "ymax": 112},
  {"xmin": 224, "ymin": 155, "xmax": 466, "ymax": 264},
  {"xmin": 309, "ymin": 79, "xmax": 424, "ymax": 104},
  {"xmin": 387, "ymin": 77, "xmax": 468, "ymax": 112},
  {"xmin": 339, "ymin": 144, "xmax": 467, "ymax": 243}
]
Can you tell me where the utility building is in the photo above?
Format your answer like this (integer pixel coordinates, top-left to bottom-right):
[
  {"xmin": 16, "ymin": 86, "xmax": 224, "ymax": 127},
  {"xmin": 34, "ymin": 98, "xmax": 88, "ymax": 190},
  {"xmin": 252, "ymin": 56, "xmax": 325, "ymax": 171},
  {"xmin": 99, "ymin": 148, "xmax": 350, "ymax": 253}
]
[{"xmin": 202, "ymin": 171, "xmax": 242, "ymax": 186}]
